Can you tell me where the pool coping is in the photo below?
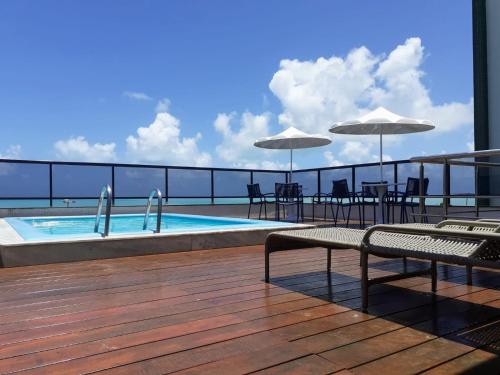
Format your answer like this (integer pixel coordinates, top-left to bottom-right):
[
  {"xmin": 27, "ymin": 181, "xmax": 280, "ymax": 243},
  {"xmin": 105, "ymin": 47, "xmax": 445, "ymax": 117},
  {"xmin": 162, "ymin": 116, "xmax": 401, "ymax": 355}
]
[{"xmin": 0, "ymin": 216, "xmax": 311, "ymax": 267}]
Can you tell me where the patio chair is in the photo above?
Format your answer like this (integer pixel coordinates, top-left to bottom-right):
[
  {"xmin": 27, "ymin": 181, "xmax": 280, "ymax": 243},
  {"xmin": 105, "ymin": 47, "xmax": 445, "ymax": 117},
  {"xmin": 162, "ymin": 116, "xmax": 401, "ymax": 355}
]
[
  {"xmin": 274, "ymin": 183, "xmax": 304, "ymax": 223},
  {"xmin": 312, "ymin": 179, "xmax": 361, "ymax": 226},
  {"xmin": 247, "ymin": 183, "xmax": 273, "ymax": 219},
  {"xmin": 264, "ymin": 219, "xmax": 500, "ymax": 311},
  {"xmin": 384, "ymin": 177, "xmax": 429, "ymax": 224},
  {"xmin": 358, "ymin": 181, "xmax": 387, "ymax": 227}
]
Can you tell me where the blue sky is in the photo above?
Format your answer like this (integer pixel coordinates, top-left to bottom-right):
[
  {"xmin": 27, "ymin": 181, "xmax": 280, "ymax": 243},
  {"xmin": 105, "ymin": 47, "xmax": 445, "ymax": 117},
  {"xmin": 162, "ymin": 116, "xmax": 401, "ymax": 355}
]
[{"xmin": 0, "ymin": 0, "xmax": 473, "ymax": 169}]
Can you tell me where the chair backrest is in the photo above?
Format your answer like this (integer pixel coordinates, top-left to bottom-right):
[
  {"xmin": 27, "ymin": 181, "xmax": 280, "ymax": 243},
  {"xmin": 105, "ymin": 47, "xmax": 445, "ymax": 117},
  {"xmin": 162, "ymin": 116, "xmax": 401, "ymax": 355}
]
[
  {"xmin": 361, "ymin": 181, "xmax": 388, "ymax": 198},
  {"xmin": 331, "ymin": 179, "xmax": 350, "ymax": 198},
  {"xmin": 247, "ymin": 184, "xmax": 262, "ymax": 201},
  {"xmin": 275, "ymin": 183, "xmax": 300, "ymax": 201},
  {"xmin": 405, "ymin": 177, "xmax": 429, "ymax": 196}
]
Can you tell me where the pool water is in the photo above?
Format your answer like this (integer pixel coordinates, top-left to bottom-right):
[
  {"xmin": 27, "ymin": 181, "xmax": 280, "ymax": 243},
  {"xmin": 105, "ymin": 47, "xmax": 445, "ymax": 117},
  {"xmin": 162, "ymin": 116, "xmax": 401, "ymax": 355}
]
[{"xmin": 5, "ymin": 214, "xmax": 291, "ymax": 241}]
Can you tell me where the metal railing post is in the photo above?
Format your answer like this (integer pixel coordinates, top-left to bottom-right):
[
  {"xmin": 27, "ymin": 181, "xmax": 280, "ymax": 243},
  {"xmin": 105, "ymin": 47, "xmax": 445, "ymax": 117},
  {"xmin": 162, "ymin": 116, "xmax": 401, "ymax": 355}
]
[
  {"xmin": 111, "ymin": 165, "xmax": 115, "ymax": 205},
  {"xmin": 49, "ymin": 163, "xmax": 53, "ymax": 207},
  {"xmin": 165, "ymin": 168, "xmax": 169, "ymax": 204},
  {"xmin": 394, "ymin": 163, "xmax": 398, "ymax": 192},
  {"xmin": 210, "ymin": 170, "xmax": 215, "ymax": 204},
  {"xmin": 351, "ymin": 166, "xmax": 356, "ymax": 193},
  {"xmin": 317, "ymin": 170, "xmax": 321, "ymax": 196},
  {"xmin": 419, "ymin": 162, "xmax": 425, "ymax": 223},
  {"xmin": 475, "ymin": 165, "xmax": 480, "ymax": 217},
  {"xmin": 443, "ymin": 161, "xmax": 450, "ymax": 219}
]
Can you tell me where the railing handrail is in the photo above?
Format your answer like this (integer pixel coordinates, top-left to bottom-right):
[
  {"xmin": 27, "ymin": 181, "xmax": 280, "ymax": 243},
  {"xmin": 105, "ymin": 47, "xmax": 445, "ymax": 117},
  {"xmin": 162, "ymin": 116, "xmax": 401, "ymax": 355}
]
[
  {"xmin": 94, "ymin": 185, "xmax": 112, "ymax": 237},
  {"xmin": 143, "ymin": 188, "xmax": 163, "ymax": 233}
]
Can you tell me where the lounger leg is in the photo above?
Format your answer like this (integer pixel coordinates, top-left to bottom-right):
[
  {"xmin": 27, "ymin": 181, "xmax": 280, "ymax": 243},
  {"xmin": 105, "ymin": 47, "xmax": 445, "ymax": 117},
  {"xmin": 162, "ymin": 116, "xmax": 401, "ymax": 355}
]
[
  {"xmin": 403, "ymin": 256, "xmax": 407, "ymax": 271},
  {"xmin": 431, "ymin": 260, "xmax": 437, "ymax": 293},
  {"xmin": 361, "ymin": 250, "xmax": 369, "ymax": 311},
  {"xmin": 327, "ymin": 247, "xmax": 332, "ymax": 272},
  {"xmin": 466, "ymin": 265, "xmax": 473, "ymax": 285},
  {"xmin": 265, "ymin": 246, "xmax": 271, "ymax": 282}
]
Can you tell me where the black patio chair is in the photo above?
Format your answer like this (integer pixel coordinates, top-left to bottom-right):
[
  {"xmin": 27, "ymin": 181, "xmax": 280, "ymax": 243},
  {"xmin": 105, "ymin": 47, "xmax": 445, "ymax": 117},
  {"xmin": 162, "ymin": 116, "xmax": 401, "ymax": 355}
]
[
  {"xmin": 313, "ymin": 179, "xmax": 361, "ymax": 226},
  {"xmin": 275, "ymin": 183, "xmax": 304, "ymax": 223},
  {"xmin": 247, "ymin": 183, "xmax": 273, "ymax": 219},
  {"xmin": 385, "ymin": 177, "xmax": 429, "ymax": 223},
  {"xmin": 359, "ymin": 181, "xmax": 388, "ymax": 227}
]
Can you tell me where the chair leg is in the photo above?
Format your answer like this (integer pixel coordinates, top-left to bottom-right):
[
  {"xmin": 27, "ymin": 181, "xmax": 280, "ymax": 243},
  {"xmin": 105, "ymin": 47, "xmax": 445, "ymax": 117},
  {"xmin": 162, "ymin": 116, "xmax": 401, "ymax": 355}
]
[
  {"xmin": 247, "ymin": 203, "xmax": 252, "ymax": 219},
  {"xmin": 334, "ymin": 204, "xmax": 340, "ymax": 227},
  {"xmin": 258, "ymin": 203, "xmax": 262, "ymax": 220},
  {"xmin": 361, "ymin": 250, "xmax": 369, "ymax": 311},
  {"xmin": 431, "ymin": 260, "xmax": 437, "ymax": 292},
  {"xmin": 275, "ymin": 203, "xmax": 279, "ymax": 221},
  {"xmin": 330, "ymin": 204, "xmax": 335, "ymax": 225},
  {"xmin": 264, "ymin": 201, "xmax": 267, "ymax": 220},
  {"xmin": 312, "ymin": 203, "xmax": 315, "ymax": 222},
  {"xmin": 346, "ymin": 204, "xmax": 351, "ymax": 227}
]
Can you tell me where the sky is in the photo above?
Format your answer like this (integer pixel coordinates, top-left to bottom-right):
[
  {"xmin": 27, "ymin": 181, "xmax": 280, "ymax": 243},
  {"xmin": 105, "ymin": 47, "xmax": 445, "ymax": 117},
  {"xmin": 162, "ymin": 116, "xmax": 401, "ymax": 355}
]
[{"xmin": 0, "ymin": 0, "xmax": 474, "ymax": 170}]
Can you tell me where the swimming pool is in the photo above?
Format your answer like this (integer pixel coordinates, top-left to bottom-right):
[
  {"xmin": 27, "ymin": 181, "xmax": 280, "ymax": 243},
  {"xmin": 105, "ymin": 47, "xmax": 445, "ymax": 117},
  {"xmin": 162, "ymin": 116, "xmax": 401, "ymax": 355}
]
[{"xmin": 5, "ymin": 213, "xmax": 294, "ymax": 241}]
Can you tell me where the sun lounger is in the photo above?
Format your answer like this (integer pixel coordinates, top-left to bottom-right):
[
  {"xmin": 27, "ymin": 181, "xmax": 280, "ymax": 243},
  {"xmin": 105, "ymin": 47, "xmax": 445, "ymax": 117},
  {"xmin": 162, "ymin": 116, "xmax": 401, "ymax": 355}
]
[{"xmin": 265, "ymin": 220, "xmax": 500, "ymax": 310}]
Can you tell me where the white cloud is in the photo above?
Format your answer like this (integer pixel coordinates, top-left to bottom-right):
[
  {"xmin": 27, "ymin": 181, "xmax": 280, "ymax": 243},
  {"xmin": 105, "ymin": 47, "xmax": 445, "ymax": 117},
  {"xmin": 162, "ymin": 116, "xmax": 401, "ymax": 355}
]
[
  {"xmin": 54, "ymin": 137, "xmax": 116, "ymax": 162},
  {"xmin": 123, "ymin": 91, "xmax": 153, "ymax": 101},
  {"xmin": 155, "ymin": 98, "xmax": 171, "ymax": 113},
  {"xmin": 339, "ymin": 141, "xmax": 371, "ymax": 164},
  {"xmin": 269, "ymin": 37, "xmax": 473, "ymax": 164},
  {"xmin": 0, "ymin": 145, "xmax": 22, "ymax": 159},
  {"xmin": 214, "ymin": 111, "xmax": 273, "ymax": 168},
  {"xmin": 126, "ymin": 110, "xmax": 211, "ymax": 167},
  {"xmin": 323, "ymin": 151, "xmax": 343, "ymax": 167}
]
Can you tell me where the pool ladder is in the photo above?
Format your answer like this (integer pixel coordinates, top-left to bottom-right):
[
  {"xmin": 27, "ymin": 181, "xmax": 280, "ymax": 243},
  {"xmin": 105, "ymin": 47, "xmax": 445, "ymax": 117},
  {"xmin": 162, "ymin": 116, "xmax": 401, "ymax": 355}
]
[
  {"xmin": 94, "ymin": 185, "xmax": 112, "ymax": 237},
  {"xmin": 144, "ymin": 188, "xmax": 163, "ymax": 233}
]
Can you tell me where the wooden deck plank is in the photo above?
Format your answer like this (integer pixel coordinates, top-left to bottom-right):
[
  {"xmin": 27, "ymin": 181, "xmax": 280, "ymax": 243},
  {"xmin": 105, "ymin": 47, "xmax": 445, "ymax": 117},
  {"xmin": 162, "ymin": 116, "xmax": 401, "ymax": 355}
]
[{"xmin": 0, "ymin": 245, "xmax": 495, "ymax": 374}]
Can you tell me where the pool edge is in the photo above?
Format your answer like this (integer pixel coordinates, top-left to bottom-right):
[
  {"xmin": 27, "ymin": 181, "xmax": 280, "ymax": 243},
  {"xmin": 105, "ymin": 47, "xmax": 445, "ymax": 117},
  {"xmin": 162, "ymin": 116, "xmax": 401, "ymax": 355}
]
[{"xmin": 0, "ymin": 222, "xmax": 311, "ymax": 267}]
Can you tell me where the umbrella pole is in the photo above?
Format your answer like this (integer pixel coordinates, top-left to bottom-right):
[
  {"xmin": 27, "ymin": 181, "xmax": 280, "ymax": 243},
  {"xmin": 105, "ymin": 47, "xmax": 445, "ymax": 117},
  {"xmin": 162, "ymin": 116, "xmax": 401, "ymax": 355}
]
[
  {"xmin": 289, "ymin": 148, "xmax": 293, "ymax": 182},
  {"xmin": 379, "ymin": 130, "xmax": 383, "ymax": 182}
]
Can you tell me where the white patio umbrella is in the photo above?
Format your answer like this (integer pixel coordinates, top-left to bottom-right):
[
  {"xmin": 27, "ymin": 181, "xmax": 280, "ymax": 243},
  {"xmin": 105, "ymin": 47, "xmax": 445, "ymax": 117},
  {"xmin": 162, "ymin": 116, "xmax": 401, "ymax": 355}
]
[
  {"xmin": 329, "ymin": 107, "xmax": 435, "ymax": 180},
  {"xmin": 254, "ymin": 126, "xmax": 331, "ymax": 180}
]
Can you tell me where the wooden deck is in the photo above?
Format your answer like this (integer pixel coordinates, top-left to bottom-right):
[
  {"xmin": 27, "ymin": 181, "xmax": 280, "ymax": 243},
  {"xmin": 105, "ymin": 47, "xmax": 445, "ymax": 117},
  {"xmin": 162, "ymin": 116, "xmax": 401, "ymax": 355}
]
[{"xmin": 0, "ymin": 245, "xmax": 498, "ymax": 374}]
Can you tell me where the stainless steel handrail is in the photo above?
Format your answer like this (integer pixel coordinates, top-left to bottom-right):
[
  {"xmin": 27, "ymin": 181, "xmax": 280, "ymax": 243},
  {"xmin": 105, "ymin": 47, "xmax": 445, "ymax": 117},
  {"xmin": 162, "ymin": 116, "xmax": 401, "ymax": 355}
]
[
  {"xmin": 94, "ymin": 185, "xmax": 112, "ymax": 237},
  {"xmin": 143, "ymin": 188, "xmax": 163, "ymax": 233}
]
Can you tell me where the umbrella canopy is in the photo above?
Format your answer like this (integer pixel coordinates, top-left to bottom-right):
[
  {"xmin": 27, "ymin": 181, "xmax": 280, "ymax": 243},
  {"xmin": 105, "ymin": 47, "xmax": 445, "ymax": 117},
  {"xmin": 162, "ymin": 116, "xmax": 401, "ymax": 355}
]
[
  {"xmin": 330, "ymin": 106, "xmax": 435, "ymax": 135},
  {"xmin": 254, "ymin": 126, "xmax": 331, "ymax": 179},
  {"xmin": 329, "ymin": 107, "xmax": 435, "ymax": 180}
]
